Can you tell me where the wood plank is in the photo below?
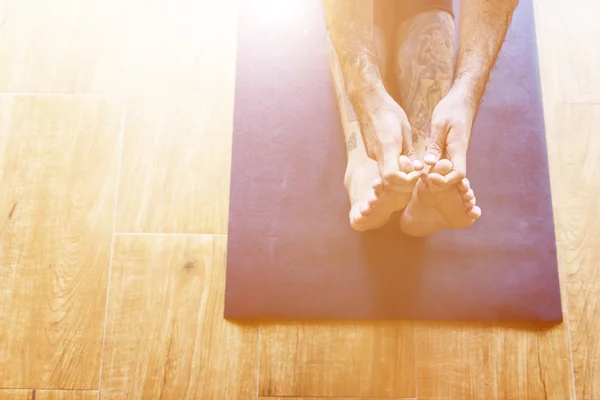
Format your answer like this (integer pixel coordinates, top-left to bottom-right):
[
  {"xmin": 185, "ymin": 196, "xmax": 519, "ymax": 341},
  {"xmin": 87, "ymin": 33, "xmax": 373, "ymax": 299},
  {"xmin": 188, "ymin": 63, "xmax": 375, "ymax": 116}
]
[
  {"xmin": 545, "ymin": 104, "xmax": 600, "ymax": 400},
  {"xmin": 534, "ymin": 0, "xmax": 600, "ymax": 103},
  {"xmin": 259, "ymin": 323, "xmax": 415, "ymax": 398},
  {"xmin": 0, "ymin": 391, "xmax": 32, "ymax": 400},
  {"xmin": 100, "ymin": 235, "xmax": 257, "ymax": 400},
  {"xmin": 0, "ymin": 0, "xmax": 127, "ymax": 93},
  {"xmin": 259, "ymin": 398, "xmax": 415, "ymax": 400},
  {"xmin": 0, "ymin": 96, "xmax": 123, "ymax": 388},
  {"xmin": 34, "ymin": 391, "xmax": 98, "ymax": 400},
  {"xmin": 415, "ymin": 322, "xmax": 572, "ymax": 399},
  {"xmin": 115, "ymin": 0, "xmax": 238, "ymax": 234}
]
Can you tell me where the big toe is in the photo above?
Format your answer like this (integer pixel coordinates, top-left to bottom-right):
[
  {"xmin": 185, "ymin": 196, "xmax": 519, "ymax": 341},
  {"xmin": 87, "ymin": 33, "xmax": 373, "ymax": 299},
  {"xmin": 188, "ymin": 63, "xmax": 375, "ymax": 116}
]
[
  {"xmin": 425, "ymin": 159, "xmax": 454, "ymax": 187},
  {"xmin": 430, "ymin": 159, "xmax": 453, "ymax": 175}
]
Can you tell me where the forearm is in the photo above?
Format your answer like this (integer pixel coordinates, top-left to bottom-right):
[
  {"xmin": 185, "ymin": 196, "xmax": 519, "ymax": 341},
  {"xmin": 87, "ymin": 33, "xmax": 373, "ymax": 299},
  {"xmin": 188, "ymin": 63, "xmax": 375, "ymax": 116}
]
[
  {"xmin": 453, "ymin": 0, "xmax": 519, "ymax": 110},
  {"xmin": 322, "ymin": 0, "xmax": 385, "ymax": 111}
]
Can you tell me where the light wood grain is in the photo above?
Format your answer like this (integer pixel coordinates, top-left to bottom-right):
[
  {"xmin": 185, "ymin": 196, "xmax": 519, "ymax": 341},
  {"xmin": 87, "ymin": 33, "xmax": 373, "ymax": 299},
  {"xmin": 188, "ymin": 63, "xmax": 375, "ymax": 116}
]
[
  {"xmin": 114, "ymin": 0, "xmax": 238, "ymax": 234},
  {"xmin": 534, "ymin": 0, "xmax": 600, "ymax": 103},
  {"xmin": 0, "ymin": 0, "xmax": 597, "ymax": 398},
  {"xmin": 259, "ymin": 323, "xmax": 415, "ymax": 398},
  {"xmin": 415, "ymin": 322, "xmax": 572, "ymax": 399},
  {"xmin": 259, "ymin": 398, "xmax": 415, "ymax": 400},
  {"xmin": 0, "ymin": 391, "xmax": 32, "ymax": 400},
  {"xmin": 0, "ymin": 0, "xmax": 126, "ymax": 93},
  {"xmin": 100, "ymin": 235, "xmax": 257, "ymax": 400},
  {"xmin": 545, "ymin": 104, "xmax": 600, "ymax": 400},
  {"xmin": 34, "ymin": 391, "xmax": 98, "ymax": 400},
  {"xmin": 0, "ymin": 96, "xmax": 122, "ymax": 388}
]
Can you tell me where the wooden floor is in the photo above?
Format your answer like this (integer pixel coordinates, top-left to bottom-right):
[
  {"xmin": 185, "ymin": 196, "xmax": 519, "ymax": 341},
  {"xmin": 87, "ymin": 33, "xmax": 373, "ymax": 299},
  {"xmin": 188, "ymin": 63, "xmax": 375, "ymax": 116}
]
[{"xmin": 0, "ymin": 0, "xmax": 598, "ymax": 399}]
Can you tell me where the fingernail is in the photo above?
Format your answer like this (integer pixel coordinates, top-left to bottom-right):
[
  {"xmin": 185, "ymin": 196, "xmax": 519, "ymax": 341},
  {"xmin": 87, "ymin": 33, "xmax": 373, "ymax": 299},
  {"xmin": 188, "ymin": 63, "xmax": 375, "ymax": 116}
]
[{"xmin": 424, "ymin": 154, "xmax": 436, "ymax": 164}]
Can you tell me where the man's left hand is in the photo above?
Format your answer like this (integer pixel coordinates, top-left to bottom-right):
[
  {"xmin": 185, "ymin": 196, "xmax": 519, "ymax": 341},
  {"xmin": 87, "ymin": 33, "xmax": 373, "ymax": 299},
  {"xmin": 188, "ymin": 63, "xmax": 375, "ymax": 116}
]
[{"xmin": 422, "ymin": 85, "xmax": 476, "ymax": 189}]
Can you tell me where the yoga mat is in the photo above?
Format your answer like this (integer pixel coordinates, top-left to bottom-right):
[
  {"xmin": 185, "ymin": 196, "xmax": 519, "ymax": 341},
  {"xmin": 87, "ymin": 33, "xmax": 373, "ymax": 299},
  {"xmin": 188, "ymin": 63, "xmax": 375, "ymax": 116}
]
[{"xmin": 224, "ymin": 0, "xmax": 562, "ymax": 321}]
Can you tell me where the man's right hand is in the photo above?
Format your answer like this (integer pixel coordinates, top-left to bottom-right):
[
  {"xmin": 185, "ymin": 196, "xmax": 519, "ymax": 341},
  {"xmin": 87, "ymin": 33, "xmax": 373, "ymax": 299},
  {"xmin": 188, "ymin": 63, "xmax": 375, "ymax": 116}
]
[{"xmin": 354, "ymin": 88, "xmax": 422, "ymax": 192}]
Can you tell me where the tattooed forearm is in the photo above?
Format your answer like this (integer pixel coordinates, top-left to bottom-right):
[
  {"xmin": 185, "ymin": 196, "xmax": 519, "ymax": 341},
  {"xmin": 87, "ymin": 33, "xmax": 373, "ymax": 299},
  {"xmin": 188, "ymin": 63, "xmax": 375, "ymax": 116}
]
[
  {"xmin": 454, "ymin": 0, "xmax": 519, "ymax": 110},
  {"xmin": 322, "ymin": 0, "xmax": 384, "ymax": 111},
  {"xmin": 346, "ymin": 131, "xmax": 358, "ymax": 151},
  {"xmin": 396, "ymin": 12, "xmax": 455, "ymax": 151}
]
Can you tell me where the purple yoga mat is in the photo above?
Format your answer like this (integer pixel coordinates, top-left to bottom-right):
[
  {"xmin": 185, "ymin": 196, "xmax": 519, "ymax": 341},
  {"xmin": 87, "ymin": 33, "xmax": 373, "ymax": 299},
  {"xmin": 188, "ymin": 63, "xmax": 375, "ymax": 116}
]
[{"xmin": 224, "ymin": 0, "xmax": 562, "ymax": 321}]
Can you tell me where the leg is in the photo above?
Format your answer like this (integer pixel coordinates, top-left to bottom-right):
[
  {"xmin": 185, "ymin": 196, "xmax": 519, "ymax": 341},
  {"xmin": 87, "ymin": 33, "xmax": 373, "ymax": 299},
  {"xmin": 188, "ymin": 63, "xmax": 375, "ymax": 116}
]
[
  {"xmin": 394, "ymin": 9, "xmax": 481, "ymax": 236},
  {"xmin": 395, "ymin": 9, "xmax": 455, "ymax": 157},
  {"xmin": 327, "ymin": 27, "xmax": 415, "ymax": 232}
]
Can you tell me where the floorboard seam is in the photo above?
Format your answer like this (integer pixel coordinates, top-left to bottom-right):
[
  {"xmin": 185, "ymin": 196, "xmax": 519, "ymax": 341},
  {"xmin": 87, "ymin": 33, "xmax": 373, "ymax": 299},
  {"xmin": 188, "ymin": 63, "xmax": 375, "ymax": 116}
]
[
  {"xmin": 97, "ymin": 86, "xmax": 129, "ymax": 392},
  {"xmin": 256, "ymin": 327, "xmax": 261, "ymax": 400},
  {"xmin": 560, "ymin": 102, "xmax": 588, "ymax": 400}
]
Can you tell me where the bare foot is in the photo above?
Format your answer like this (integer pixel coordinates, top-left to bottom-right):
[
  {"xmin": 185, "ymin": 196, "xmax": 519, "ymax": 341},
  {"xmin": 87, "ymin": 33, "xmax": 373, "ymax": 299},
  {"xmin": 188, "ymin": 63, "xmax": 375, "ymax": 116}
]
[
  {"xmin": 346, "ymin": 155, "xmax": 418, "ymax": 232},
  {"xmin": 400, "ymin": 159, "xmax": 481, "ymax": 236}
]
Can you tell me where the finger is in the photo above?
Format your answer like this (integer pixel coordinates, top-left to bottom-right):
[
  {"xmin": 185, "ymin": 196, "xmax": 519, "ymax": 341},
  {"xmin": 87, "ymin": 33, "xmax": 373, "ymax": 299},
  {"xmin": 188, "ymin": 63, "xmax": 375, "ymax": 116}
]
[
  {"xmin": 419, "ymin": 170, "xmax": 436, "ymax": 191},
  {"xmin": 398, "ymin": 155, "xmax": 414, "ymax": 173},
  {"xmin": 446, "ymin": 135, "xmax": 467, "ymax": 182},
  {"xmin": 400, "ymin": 120, "xmax": 421, "ymax": 170},
  {"xmin": 413, "ymin": 159, "xmax": 424, "ymax": 171},
  {"xmin": 424, "ymin": 120, "xmax": 448, "ymax": 165},
  {"xmin": 379, "ymin": 147, "xmax": 401, "ymax": 182}
]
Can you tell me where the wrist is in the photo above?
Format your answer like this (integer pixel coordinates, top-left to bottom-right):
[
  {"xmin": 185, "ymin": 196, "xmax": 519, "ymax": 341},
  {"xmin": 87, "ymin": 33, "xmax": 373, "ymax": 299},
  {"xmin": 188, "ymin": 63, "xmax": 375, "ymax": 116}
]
[
  {"xmin": 446, "ymin": 83, "xmax": 479, "ymax": 124},
  {"xmin": 451, "ymin": 74, "xmax": 485, "ymax": 113},
  {"xmin": 347, "ymin": 72, "xmax": 387, "ymax": 114}
]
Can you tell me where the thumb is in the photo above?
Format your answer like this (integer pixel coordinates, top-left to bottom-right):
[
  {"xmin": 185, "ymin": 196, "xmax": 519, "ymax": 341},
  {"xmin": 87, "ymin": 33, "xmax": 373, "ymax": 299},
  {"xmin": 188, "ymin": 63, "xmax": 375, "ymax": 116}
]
[{"xmin": 424, "ymin": 121, "xmax": 447, "ymax": 166}]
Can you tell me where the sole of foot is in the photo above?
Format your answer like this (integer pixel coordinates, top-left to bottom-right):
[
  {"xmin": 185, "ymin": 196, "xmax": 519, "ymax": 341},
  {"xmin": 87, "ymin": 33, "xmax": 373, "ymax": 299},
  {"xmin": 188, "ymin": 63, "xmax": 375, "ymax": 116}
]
[
  {"xmin": 399, "ymin": 159, "xmax": 481, "ymax": 236},
  {"xmin": 346, "ymin": 155, "xmax": 419, "ymax": 232}
]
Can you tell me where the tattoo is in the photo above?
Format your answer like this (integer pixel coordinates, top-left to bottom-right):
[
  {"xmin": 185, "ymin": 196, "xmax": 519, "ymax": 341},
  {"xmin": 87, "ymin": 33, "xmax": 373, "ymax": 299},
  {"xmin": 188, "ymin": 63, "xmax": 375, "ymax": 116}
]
[
  {"xmin": 322, "ymin": 0, "xmax": 383, "ymax": 112},
  {"xmin": 396, "ymin": 12, "xmax": 455, "ymax": 151},
  {"xmin": 327, "ymin": 33, "xmax": 361, "ymax": 154},
  {"xmin": 347, "ymin": 131, "xmax": 358, "ymax": 151},
  {"xmin": 329, "ymin": 37, "xmax": 359, "ymax": 123}
]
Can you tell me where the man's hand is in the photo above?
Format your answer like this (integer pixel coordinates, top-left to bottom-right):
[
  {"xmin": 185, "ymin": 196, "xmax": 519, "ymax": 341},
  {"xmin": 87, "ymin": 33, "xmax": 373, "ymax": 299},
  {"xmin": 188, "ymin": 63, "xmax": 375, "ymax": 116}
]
[
  {"xmin": 423, "ymin": 86, "xmax": 475, "ymax": 188},
  {"xmin": 356, "ymin": 88, "xmax": 422, "ymax": 192},
  {"xmin": 322, "ymin": 0, "xmax": 421, "ymax": 191}
]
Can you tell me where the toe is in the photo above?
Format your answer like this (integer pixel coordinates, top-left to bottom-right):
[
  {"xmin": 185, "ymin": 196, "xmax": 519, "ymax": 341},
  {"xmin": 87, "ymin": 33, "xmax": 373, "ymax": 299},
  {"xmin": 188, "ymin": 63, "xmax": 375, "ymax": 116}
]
[
  {"xmin": 467, "ymin": 206, "xmax": 482, "ymax": 219},
  {"xmin": 431, "ymin": 159, "xmax": 453, "ymax": 175},
  {"xmin": 425, "ymin": 159, "xmax": 454, "ymax": 188},
  {"xmin": 359, "ymin": 201, "xmax": 372, "ymax": 215},
  {"xmin": 463, "ymin": 188, "xmax": 474, "ymax": 201},
  {"xmin": 372, "ymin": 179, "xmax": 386, "ymax": 195},
  {"xmin": 367, "ymin": 192, "xmax": 378, "ymax": 207},
  {"xmin": 427, "ymin": 172, "xmax": 446, "ymax": 187},
  {"xmin": 458, "ymin": 178, "xmax": 470, "ymax": 192},
  {"xmin": 386, "ymin": 170, "xmax": 420, "ymax": 192}
]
